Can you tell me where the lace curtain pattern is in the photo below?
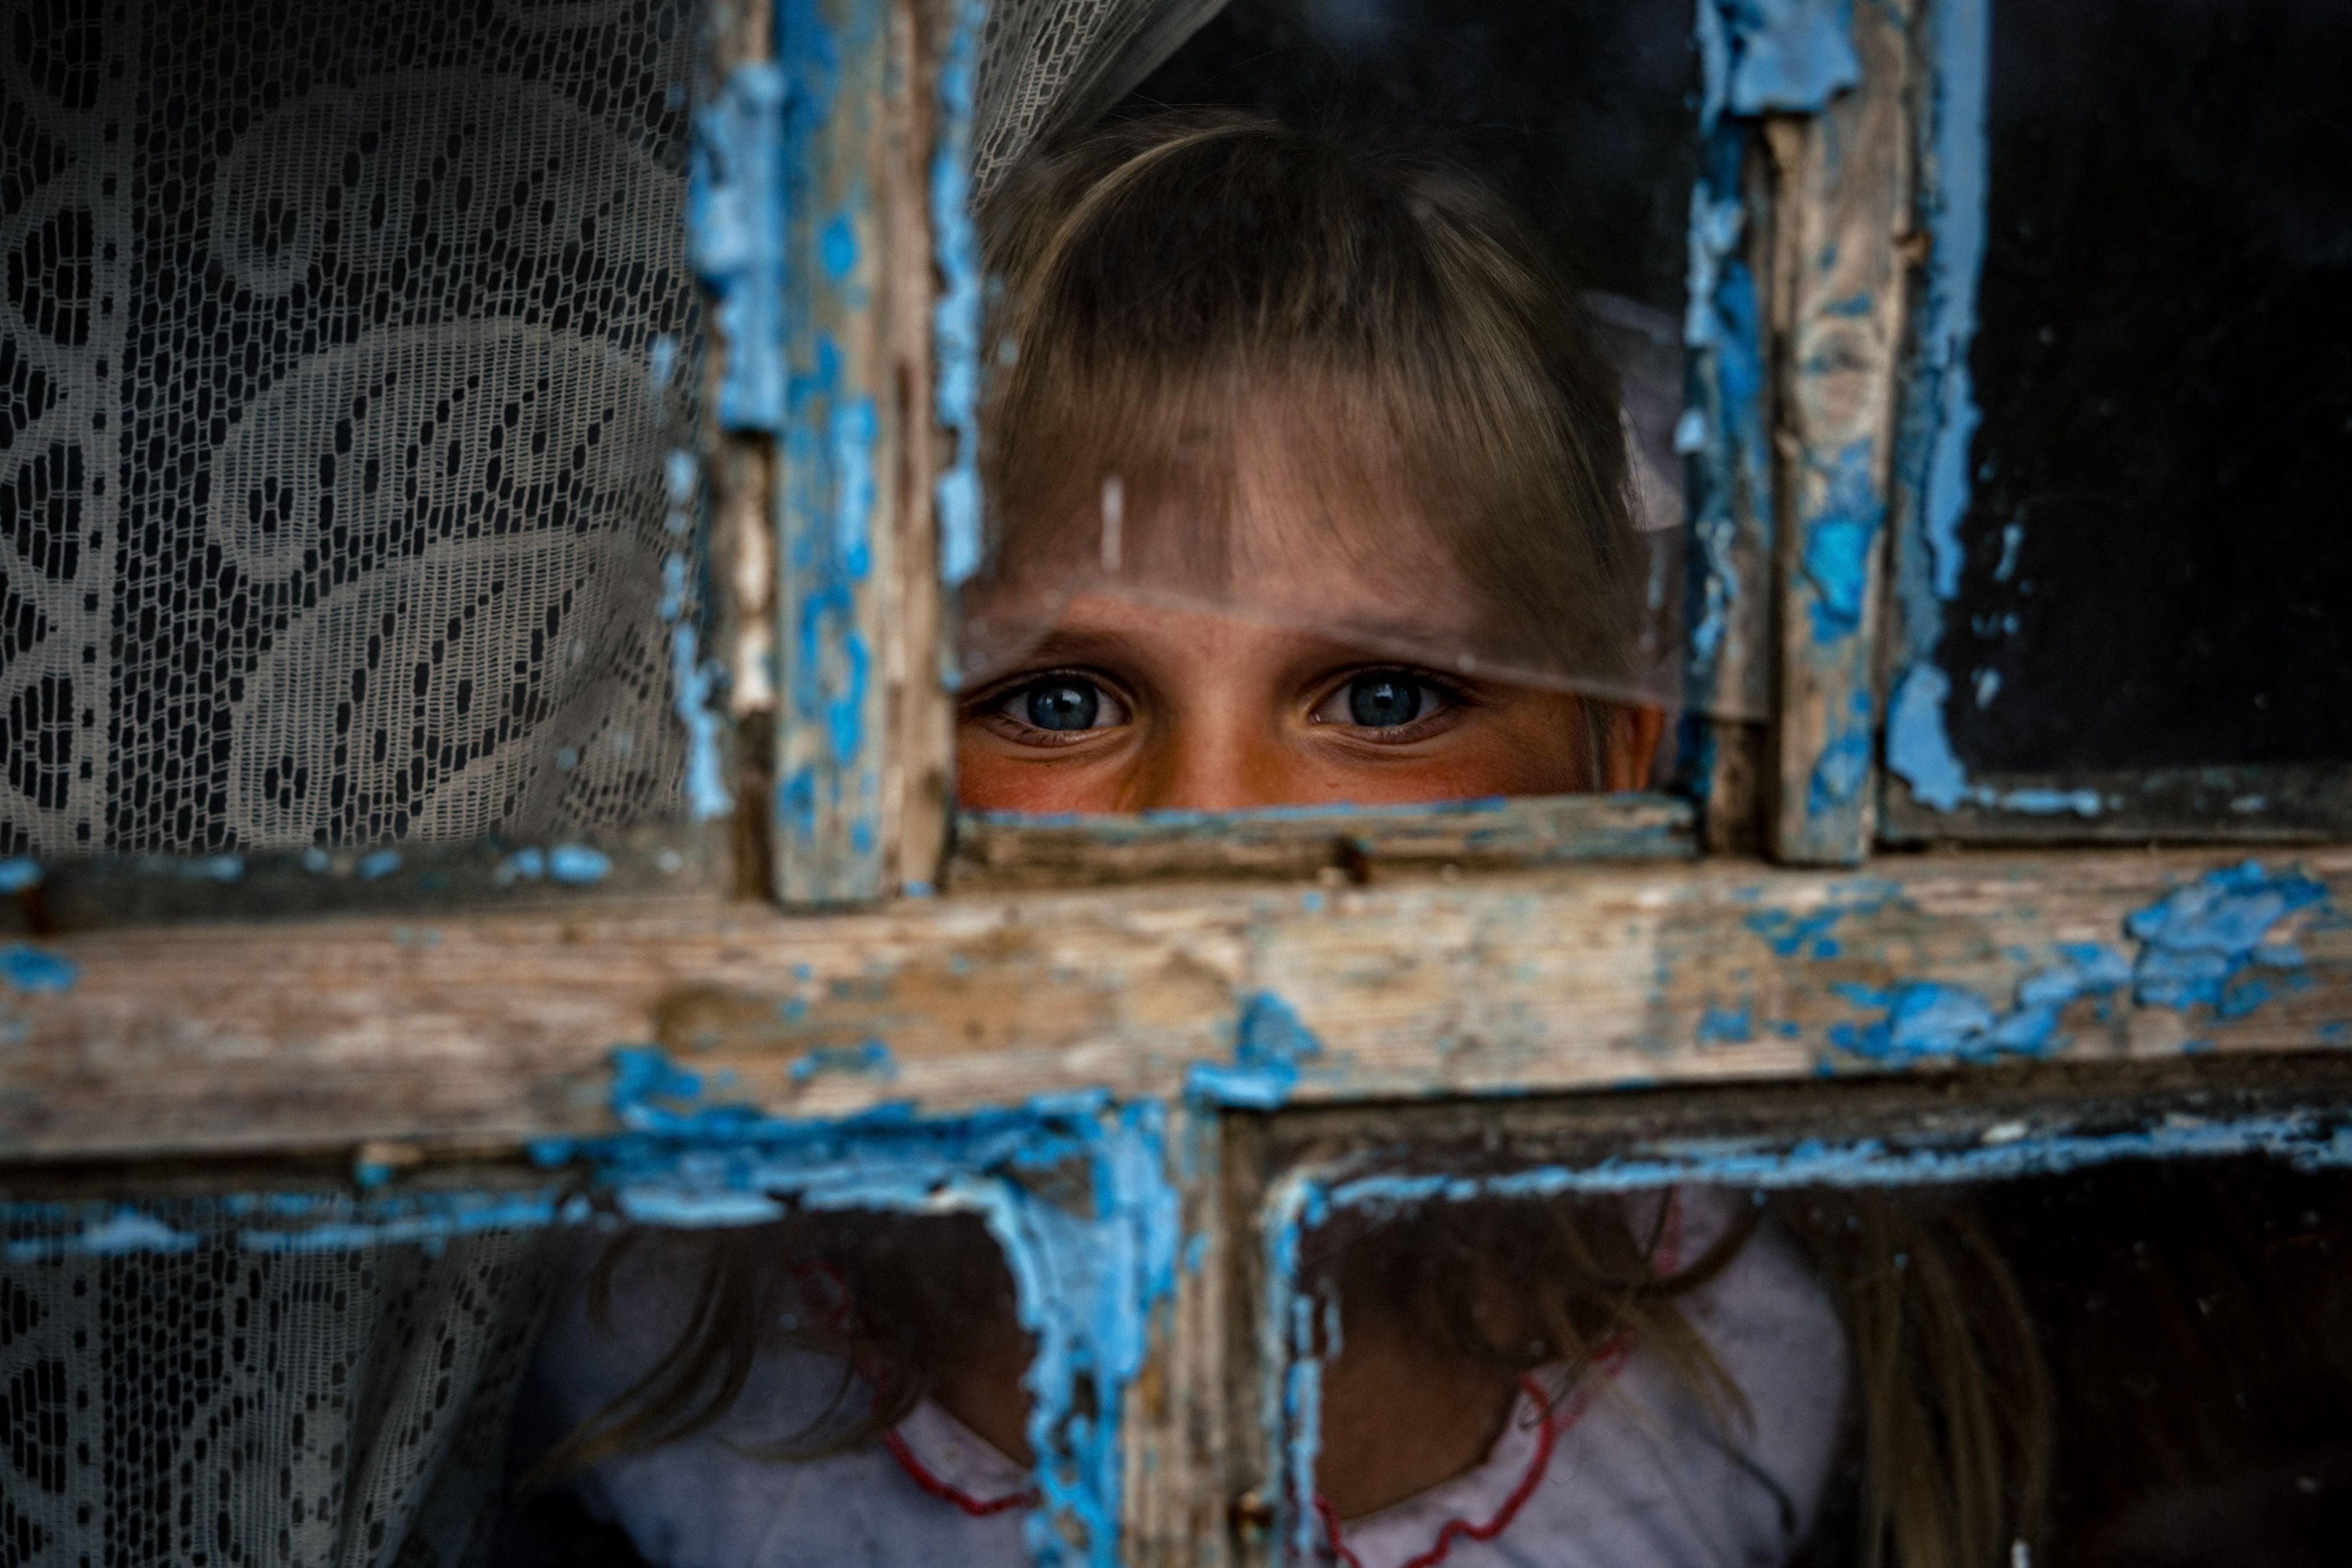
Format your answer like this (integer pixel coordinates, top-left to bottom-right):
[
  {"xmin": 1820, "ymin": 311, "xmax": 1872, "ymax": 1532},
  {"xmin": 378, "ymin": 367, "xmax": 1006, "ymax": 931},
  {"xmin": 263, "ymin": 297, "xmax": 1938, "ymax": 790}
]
[{"xmin": 1, "ymin": 0, "xmax": 702, "ymax": 858}]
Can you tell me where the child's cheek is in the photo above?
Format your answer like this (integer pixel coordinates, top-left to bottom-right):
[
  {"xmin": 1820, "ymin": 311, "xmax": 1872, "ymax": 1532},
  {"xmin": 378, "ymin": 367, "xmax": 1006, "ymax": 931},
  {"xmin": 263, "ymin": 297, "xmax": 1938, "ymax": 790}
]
[{"xmin": 954, "ymin": 733, "xmax": 1129, "ymax": 814}]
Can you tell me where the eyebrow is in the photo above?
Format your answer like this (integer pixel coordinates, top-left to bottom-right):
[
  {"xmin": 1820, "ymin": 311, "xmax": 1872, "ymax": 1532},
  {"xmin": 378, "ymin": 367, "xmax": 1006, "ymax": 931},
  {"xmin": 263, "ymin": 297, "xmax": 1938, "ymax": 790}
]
[{"xmin": 1000, "ymin": 612, "xmax": 1482, "ymax": 674}]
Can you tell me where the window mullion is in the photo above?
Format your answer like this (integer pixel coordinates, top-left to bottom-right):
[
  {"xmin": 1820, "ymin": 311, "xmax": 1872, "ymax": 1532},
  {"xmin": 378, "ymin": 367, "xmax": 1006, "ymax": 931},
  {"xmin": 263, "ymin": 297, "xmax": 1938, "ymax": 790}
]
[{"xmin": 1765, "ymin": 0, "xmax": 1917, "ymax": 866}]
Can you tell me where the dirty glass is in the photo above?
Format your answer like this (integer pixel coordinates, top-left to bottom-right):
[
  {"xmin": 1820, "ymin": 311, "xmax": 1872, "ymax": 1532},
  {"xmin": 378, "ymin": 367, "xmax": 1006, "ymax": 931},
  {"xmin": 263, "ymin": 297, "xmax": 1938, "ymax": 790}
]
[
  {"xmin": 503, "ymin": 1208, "xmax": 1051, "ymax": 1568},
  {"xmin": 954, "ymin": 0, "xmax": 1696, "ymax": 814},
  {"xmin": 1281, "ymin": 1153, "xmax": 2352, "ymax": 1567},
  {"xmin": 1906, "ymin": 0, "xmax": 2352, "ymax": 784},
  {"xmin": 0, "ymin": 1191, "xmax": 564, "ymax": 1567},
  {"xmin": 0, "ymin": 0, "xmax": 710, "ymax": 861},
  {"xmin": 0, "ymin": 1195, "xmax": 1069, "ymax": 1567}
]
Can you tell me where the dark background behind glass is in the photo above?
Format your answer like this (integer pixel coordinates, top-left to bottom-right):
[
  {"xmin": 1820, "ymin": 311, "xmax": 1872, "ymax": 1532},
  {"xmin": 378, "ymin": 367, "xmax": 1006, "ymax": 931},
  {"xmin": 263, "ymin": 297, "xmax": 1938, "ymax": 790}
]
[
  {"xmin": 1935, "ymin": 0, "xmax": 2352, "ymax": 774},
  {"xmin": 1126, "ymin": 0, "xmax": 1698, "ymax": 316}
]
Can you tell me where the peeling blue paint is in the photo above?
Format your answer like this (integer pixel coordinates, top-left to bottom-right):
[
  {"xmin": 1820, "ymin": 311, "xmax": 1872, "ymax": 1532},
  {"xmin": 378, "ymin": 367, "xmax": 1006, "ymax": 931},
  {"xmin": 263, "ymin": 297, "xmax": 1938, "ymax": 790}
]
[
  {"xmin": 1889, "ymin": 666, "xmax": 2103, "ymax": 816},
  {"xmin": 1311, "ymin": 1112, "xmax": 2352, "ymax": 1215},
  {"xmin": 1800, "ymin": 440, "xmax": 1882, "ymax": 644},
  {"xmin": 357, "ymin": 848, "xmax": 403, "ymax": 881},
  {"xmin": 788, "ymin": 1038, "xmax": 899, "ymax": 1084},
  {"xmin": 549, "ymin": 844, "xmax": 613, "ymax": 885},
  {"xmin": 495, "ymin": 847, "xmax": 547, "ymax": 885},
  {"xmin": 688, "ymin": 62, "xmax": 789, "ymax": 430},
  {"xmin": 2126, "ymin": 860, "xmax": 2327, "ymax": 1014},
  {"xmin": 1699, "ymin": 1002, "xmax": 1757, "ymax": 1044},
  {"xmin": 931, "ymin": 0, "xmax": 984, "ymax": 586},
  {"xmin": 1683, "ymin": 0, "xmax": 1865, "ymax": 717},
  {"xmin": 1823, "ymin": 941, "xmax": 2134, "ymax": 1064},
  {"xmin": 1743, "ymin": 882, "xmax": 1898, "ymax": 958},
  {"xmin": 1886, "ymin": 0, "xmax": 2006, "ymax": 816},
  {"xmin": 1187, "ymin": 991, "xmax": 1327, "ymax": 1108},
  {"xmin": 533, "ymin": 1049, "xmax": 1175, "ymax": 1568},
  {"xmin": 1806, "ymin": 690, "xmax": 1875, "ymax": 820},
  {"xmin": 1699, "ymin": 0, "xmax": 1862, "ymax": 125},
  {"xmin": 0, "ymin": 858, "xmax": 38, "ymax": 893},
  {"xmin": 670, "ymin": 623, "xmax": 734, "ymax": 821},
  {"xmin": 820, "ymin": 212, "xmax": 860, "ymax": 280},
  {"xmin": 5, "ymin": 1207, "xmax": 196, "ymax": 1262},
  {"xmin": 0, "ymin": 945, "xmax": 75, "ymax": 994}
]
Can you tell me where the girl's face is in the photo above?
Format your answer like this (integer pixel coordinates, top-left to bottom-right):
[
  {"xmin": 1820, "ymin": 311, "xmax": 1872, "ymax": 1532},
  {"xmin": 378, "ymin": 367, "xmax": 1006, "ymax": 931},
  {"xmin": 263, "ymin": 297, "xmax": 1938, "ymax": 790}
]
[{"xmin": 957, "ymin": 446, "xmax": 1658, "ymax": 814}]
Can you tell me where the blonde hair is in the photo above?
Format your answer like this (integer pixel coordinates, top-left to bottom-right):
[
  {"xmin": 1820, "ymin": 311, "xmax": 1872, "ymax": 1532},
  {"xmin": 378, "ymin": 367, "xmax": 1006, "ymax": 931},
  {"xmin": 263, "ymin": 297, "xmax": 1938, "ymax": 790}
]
[
  {"xmin": 539, "ymin": 115, "xmax": 2052, "ymax": 1563},
  {"xmin": 968, "ymin": 109, "xmax": 1650, "ymax": 708}
]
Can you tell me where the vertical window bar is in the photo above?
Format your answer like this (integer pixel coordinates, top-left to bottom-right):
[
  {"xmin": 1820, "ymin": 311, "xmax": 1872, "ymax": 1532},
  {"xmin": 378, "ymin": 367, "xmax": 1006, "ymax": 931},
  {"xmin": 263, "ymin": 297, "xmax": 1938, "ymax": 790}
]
[{"xmin": 1765, "ymin": 0, "xmax": 1916, "ymax": 865}]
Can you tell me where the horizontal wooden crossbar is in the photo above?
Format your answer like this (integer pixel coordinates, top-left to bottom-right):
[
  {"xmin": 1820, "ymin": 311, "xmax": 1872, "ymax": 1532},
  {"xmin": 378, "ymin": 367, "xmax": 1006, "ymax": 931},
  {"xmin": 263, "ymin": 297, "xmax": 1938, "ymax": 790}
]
[{"xmin": 1, "ymin": 846, "xmax": 2345, "ymax": 1166}]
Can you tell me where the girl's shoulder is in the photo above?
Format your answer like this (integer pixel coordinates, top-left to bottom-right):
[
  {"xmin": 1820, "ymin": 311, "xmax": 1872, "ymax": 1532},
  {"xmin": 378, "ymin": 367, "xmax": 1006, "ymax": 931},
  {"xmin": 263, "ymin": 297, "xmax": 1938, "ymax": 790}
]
[
  {"xmin": 1324, "ymin": 1188, "xmax": 1849, "ymax": 1568},
  {"xmin": 525, "ymin": 1231, "xmax": 1034, "ymax": 1568}
]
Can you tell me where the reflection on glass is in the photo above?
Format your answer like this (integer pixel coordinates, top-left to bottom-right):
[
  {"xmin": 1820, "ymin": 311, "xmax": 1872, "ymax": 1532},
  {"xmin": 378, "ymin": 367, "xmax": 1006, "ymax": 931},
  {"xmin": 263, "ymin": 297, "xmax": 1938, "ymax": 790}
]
[
  {"xmin": 0, "ymin": 1199, "xmax": 558, "ymax": 1564},
  {"xmin": 958, "ymin": 108, "xmax": 1679, "ymax": 815},
  {"xmin": 510, "ymin": 1211, "xmax": 1040, "ymax": 1566},
  {"xmin": 1298, "ymin": 1159, "xmax": 2352, "ymax": 1567}
]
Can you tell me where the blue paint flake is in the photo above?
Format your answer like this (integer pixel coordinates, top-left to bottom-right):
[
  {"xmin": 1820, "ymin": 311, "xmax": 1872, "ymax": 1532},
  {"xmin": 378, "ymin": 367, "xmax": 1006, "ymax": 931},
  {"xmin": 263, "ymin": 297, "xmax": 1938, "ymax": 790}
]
[
  {"xmin": 0, "ymin": 944, "xmax": 75, "ymax": 994},
  {"xmin": 1800, "ymin": 440, "xmax": 1882, "ymax": 644},
  {"xmin": 1311, "ymin": 1111, "xmax": 2352, "ymax": 1214},
  {"xmin": 495, "ymin": 847, "xmax": 547, "ymax": 885},
  {"xmin": 1889, "ymin": 667, "xmax": 2104, "ymax": 817},
  {"xmin": 536, "ymin": 1045, "xmax": 1176, "ymax": 1568},
  {"xmin": 2124, "ymin": 860, "xmax": 2327, "ymax": 1015},
  {"xmin": 930, "ymin": 0, "xmax": 984, "ymax": 584},
  {"xmin": 1699, "ymin": 1003, "xmax": 1757, "ymax": 1044},
  {"xmin": 1187, "ymin": 992, "xmax": 1327, "ymax": 1108},
  {"xmin": 0, "ymin": 857, "xmax": 38, "ymax": 893},
  {"xmin": 688, "ymin": 63, "xmax": 788, "ymax": 430},
  {"xmin": 356, "ymin": 848, "xmax": 403, "ymax": 881},
  {"xmin": 820, "ymin": 212, "xmax": 860, "ymax": 279},
  {"xmin": 1700, "ymin": 0, "xmax": 1862, "ymax": 124},
  {"xmin": 548, "ymin": 843, "xmax": 613, "ymax": 885},
  {"xmin": 4, "ymin": 1208, "xmax": 198, "ymax": 1262},
  {"xmin": 670, "ymin": 623, "xmax": 734, "ymax": 821},
  {"xmin": 787, "ymin": 1038, "xmax": 899, "ymax": 1085},
  {"xmin": 1824, "ymin": 941, "xmax": 2133, "ymax": 1065}
]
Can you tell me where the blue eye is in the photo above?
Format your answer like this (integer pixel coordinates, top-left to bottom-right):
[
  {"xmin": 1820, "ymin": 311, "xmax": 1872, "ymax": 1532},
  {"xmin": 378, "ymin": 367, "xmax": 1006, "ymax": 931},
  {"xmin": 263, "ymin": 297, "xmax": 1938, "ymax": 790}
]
[
  {"xmin": 1347, "ymin": 674, "xmax": 1425, "ymax": 728},
  {"xmin": 1024, "ymin": 679, "xmax": 1102, "ymax": 731}
]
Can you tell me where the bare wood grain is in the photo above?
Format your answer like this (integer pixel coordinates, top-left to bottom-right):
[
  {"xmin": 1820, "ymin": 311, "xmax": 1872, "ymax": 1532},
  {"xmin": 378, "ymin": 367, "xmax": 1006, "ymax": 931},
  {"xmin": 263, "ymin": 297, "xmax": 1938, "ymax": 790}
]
[
  {"xmin": 2, "ymin": 847, "xmax": 2346, "ymax": 1165},
  {"xmin": 948, "ymin": 793, "xmax": 1696, "ymax": 891},
  {"xmin": 1768, "ymin": 2, "xmax": 1915, "ymax": 864}
]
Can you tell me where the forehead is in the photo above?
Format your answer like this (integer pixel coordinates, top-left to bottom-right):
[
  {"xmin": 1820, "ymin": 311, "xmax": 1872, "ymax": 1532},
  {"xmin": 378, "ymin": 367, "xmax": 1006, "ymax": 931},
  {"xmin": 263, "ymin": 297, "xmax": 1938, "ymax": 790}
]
[{"xmin": 964, "ymin": 423, "xmax": 1482, "ymax": 679}]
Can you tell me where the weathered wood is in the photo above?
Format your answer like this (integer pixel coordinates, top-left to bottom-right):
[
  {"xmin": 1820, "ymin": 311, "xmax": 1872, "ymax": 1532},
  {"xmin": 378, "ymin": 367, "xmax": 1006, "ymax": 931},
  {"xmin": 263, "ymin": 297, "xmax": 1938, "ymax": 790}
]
[
  {"xmin": 1766, "ymin": 1, "xmax": 1915, "ymax": 865},
  {"xmin": 1, "ymin": 846, "xmax": 2344, "ymax": 1164},
  {"xmin": 0, "ymin": 820, "xmax": 729, "ymax": 934},
  {"xmin": 1882, "ymin": 762, "xmax": 2352, "ymax": 845},
  {"xmin": 947, "ymin": 793, "xmax": 1698, "ymax": 891},
  {"xmin": 1122, "ymin": 1104, "xmax": 1238, "ymax": 1568},
  {"xmin": 771, "ymin": 0, "xmax": 953, "ymax": 904}
]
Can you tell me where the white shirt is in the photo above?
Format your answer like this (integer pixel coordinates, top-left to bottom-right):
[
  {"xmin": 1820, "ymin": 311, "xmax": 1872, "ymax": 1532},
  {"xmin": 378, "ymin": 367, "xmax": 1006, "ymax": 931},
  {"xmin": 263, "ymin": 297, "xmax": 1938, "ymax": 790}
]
[{"xmin": 525, "ymin": 1189, "xmax": 1847, "ymax": 1567}]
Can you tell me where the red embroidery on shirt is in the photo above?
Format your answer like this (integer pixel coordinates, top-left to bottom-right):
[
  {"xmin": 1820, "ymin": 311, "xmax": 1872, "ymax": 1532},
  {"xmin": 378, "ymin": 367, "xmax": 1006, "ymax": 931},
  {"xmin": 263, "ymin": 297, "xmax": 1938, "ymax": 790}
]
[
  {"xmin": 881, "ymin": 1427, "xmax": 1033, "ymax": 1517},
  {"xmin": 1312, "ymin": 1187, "xmax": 1690, "ymax": 1568}
]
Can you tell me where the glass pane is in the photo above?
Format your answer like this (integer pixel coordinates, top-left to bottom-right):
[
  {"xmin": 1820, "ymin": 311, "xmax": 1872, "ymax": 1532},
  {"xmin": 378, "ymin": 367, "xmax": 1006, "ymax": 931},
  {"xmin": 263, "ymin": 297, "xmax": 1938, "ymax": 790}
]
[
  {"xmin": 1919, "ymin": 0, "xmax": 2352, "ymax": 777},
  {"xmin": 506, "ymin": 1209, "xmax": 1044, "ymax": 1567},
  {"xmin": 0, "ymin": 0, "xmax": 709, "ymax": 860},
  {"xmin": 1287, "ymin": 1153, "xmax": 2352, "ymax": 1566},
  {"xmin": 954, "ymin": 0, "xmax": 1696, "ymax": 815},
  {"xmin": 0, "ymin": 1192, "xmax": 563, "ymax": 1564},
  {"xmin": 1, "ymin": 1195, "xmax": 1067, "ymax": 1566}
]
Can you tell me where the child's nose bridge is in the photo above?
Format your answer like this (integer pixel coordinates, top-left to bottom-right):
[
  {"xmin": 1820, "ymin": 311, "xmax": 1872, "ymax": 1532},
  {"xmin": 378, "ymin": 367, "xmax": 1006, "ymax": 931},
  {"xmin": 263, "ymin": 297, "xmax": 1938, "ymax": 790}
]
[{"xmin": 1130, "ymin": 703, "xmax": 1304, "ymax": 812}]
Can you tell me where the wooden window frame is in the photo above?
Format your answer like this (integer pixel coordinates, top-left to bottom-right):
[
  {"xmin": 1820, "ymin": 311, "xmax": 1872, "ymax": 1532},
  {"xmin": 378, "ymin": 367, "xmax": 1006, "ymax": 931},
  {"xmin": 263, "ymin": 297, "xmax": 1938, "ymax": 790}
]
[{"xmin": 3, "ymin": 1, "xmax": 2347, "ymax": 1564}]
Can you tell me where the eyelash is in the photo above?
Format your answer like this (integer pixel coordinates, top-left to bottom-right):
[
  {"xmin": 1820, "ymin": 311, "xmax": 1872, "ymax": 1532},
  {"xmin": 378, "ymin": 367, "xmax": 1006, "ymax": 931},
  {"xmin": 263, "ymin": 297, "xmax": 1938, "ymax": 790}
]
[
  {"xmin": 1309, "ymin": 666, "xmax": 1474, "ymax": 741},
  {"xmin": 966, "ymin": 668, "xmax": 1131, "ymax": 745}
]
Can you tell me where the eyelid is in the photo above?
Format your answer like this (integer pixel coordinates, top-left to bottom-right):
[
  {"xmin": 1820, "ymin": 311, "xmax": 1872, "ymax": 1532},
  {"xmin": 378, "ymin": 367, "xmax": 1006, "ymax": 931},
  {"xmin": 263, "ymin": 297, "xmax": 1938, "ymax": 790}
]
[
  {"xmin": 1306, "ymin": 665, "xmax": 1471, "ymax": 734},
  {"xmin": 967, "ymin": 666, "xmax": 1134, "ymax": 739}
]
